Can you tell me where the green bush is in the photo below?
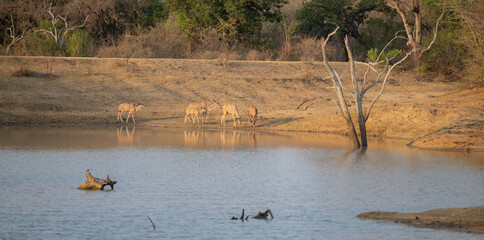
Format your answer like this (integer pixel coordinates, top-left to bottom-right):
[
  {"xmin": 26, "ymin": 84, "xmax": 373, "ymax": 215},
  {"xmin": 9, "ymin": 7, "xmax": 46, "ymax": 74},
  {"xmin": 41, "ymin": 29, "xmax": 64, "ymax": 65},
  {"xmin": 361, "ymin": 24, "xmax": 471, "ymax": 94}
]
[
  {"xmin": 421, "ymin": 29, "xmax": 466, "ymax": 74},
  {"xmin": 66, "ymin": 29, "xmax": 95, "ymax": 57},
  {"xmin": 360, "ymin": 18, "xmax": 405, "ymax": 51},
  {"xmin": 27, "ymin": 21, "xmax": 64, "ymax": 56},
  {"xmin": 366, "ymin": 48, "xmax": 403, "ymax": 63},
  {"xmin": 12, "ymin": 66, "xmax": 30, "ymax": 77},
  {"xmin": 38, "ymin": 37, "xmax": 61, "ymax": 56}
]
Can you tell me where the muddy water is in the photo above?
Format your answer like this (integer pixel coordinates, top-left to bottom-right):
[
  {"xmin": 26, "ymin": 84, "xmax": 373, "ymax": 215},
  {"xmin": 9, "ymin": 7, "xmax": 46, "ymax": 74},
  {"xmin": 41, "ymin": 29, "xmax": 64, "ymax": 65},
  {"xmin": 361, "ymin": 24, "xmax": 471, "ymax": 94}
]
[{"xmin": 0, "ymin": 126, "xmax": 483, "ymax": 239}]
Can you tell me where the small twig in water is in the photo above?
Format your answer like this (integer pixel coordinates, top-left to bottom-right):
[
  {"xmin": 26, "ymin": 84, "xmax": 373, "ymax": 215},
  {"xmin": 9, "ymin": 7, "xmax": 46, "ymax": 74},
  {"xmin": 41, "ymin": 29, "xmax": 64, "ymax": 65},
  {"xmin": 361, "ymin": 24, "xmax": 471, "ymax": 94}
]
[{"xmin": 147, "ymin": 216, "xmax": 156, "ymax": 230}]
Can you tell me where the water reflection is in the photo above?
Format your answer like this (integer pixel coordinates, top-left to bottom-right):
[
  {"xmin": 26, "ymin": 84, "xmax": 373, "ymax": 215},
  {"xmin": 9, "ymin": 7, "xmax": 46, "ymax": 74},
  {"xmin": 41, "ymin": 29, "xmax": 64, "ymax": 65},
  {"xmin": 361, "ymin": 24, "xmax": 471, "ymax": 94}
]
[
  {"xmin": 0, "ymin": 126, "xmax": 483, "ymax": 166},
  {"xmin": 183, "ymin": 130, "xmax": 258, "ymax": 148},
  {"xmin": 248, "ymin": 131, "xmax": 257, "ymax": 147},
  {"xmin": 117, "ymin": 126, "xmax": 135, "ymax": 146},
  {"xmin": 220, "ymin": 130, "xmax": 241, "ymax": 146},
  {"xmin": 183, "ymin": 130, "xmax": 207, "ymax": 147},
  {"xmin": 1, "ymin": 126, "xmax": 484, "ymax": 239}
]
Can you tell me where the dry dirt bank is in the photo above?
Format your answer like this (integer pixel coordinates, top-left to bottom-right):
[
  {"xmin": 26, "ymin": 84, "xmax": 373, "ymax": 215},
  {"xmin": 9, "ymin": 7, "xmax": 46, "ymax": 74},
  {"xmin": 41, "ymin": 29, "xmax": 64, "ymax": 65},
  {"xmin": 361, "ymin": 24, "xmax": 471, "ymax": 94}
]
[
  {"xmin": 358, "ymin": 206, "xmax": 484, "ymax": 234},
  {"xmin": 0, "ymin": 56, "xmax": 482, "ymax": 151}
]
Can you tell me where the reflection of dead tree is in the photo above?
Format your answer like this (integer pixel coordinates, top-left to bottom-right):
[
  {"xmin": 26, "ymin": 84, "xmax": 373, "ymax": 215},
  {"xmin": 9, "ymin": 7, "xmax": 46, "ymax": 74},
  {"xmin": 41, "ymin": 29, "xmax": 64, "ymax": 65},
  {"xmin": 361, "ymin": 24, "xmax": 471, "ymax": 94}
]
[{"xmin": 231, "ymin": 209, "xmax": 273, "ymax": 221}]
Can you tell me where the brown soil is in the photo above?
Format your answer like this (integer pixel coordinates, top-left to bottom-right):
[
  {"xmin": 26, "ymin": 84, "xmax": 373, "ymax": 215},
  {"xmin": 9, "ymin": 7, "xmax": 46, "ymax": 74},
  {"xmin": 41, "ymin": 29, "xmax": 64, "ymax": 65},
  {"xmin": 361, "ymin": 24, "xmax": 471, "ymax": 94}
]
[
  {"xmin": 357, "ymin": 206, "xmax": 484, "ymax": 234},
  {"xmin": 0, "ymin": 56, "xmax": 482, "ymax": 151}
]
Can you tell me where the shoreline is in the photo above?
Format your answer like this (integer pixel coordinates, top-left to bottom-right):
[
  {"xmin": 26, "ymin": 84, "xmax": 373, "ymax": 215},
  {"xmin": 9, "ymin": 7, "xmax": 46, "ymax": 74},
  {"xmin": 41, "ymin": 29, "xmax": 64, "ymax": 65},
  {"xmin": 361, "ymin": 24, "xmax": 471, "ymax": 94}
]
[
  {"xmin": 1, "ymin": 56, "xmax": 482, "ymax": 152},
  {"xmin": 357, "ymin": 206, "xmax": 484, "ymax": 234},
  {"xmin": 4, "ymin": 122, "xmax": 483, "ymax": 153}
]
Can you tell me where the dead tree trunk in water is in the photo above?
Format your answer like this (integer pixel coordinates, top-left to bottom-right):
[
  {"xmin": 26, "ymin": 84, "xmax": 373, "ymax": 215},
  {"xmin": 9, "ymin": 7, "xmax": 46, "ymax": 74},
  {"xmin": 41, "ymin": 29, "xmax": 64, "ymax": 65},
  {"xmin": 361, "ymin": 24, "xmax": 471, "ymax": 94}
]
[
  {"xmin": 78, "ymin": 171, "xmax": 117, "ymax": 190},
  {"xmin": 321, "ymin": 25, "xmax": 416, "ymax": 149},
  {"xmin": 322, "ymin": 26, "xmax": 360, "ymax": 148}
]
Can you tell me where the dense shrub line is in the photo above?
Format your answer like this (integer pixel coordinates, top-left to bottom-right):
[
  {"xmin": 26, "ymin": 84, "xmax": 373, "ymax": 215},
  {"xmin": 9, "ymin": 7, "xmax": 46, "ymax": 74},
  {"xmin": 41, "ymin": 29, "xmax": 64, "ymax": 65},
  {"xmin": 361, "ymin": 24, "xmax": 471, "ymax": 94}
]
[{"xmin": 0, "ymin": 0, "xmax": 482, "ymax": 83}]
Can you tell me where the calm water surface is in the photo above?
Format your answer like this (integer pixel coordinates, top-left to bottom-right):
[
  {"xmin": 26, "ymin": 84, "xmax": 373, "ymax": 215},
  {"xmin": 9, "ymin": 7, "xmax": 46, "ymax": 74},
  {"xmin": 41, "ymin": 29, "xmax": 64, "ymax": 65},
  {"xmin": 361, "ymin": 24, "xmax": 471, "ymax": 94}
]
[{"xmin": 0, "ymin": 126, "xmax": 483, "ymax": 239}]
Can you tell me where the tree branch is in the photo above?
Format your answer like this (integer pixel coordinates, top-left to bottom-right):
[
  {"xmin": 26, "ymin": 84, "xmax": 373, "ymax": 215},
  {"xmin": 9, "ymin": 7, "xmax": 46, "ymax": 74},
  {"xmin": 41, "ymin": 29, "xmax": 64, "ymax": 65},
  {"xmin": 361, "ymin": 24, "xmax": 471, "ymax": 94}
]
[
  {"xmin": 420, "ymin": 1, "xmax": 445, "ymax": 56},
  {"xmin": 388, "ymin": 0, "xmax": 416, "ymax": 48},
  {"xmin": 5, "ymin": 13, "xmax": 30, "ymax": 55},
  {"xmin": 376, "ymin": 30, "xmax": 407, "ymax": 63},
  {"xmin": 345, "ymin": 35, "xmax": 360, "ymax": 99},
  {"xmin": 364, "ymin": 49, "xmax": 416, "ymax": 122}
]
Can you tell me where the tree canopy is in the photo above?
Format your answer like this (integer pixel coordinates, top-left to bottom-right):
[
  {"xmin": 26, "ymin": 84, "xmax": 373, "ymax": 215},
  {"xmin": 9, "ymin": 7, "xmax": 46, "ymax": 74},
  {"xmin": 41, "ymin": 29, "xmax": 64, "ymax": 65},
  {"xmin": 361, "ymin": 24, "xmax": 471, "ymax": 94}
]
[
  {"xmin": 166, "ymin": 0, "xmax": 287, "ymax": 45},
  {"xmin": 296, "ymin": 0, "xmax": 390, "ymax": 47}
]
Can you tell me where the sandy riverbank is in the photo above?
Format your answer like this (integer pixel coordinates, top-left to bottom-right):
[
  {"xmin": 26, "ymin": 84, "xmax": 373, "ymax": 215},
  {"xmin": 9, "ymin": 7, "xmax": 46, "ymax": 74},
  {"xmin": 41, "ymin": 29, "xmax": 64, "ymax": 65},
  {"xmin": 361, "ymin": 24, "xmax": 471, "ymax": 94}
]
[
  {"xmin": 0, "ymin": 56, "xmax": 482, "ymax": 151},
  {"xmin": 358, "ymin": 206, "xmax": 484, "ymax": 234}
]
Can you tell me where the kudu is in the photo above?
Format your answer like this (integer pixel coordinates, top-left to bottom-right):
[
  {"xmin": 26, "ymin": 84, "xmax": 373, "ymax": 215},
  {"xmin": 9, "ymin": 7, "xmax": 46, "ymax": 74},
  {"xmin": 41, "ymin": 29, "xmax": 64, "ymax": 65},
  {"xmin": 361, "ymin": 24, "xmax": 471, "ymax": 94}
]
[
  {"xmin": 186, "ymin": 101, "xmax": 209, "ymax": 123},
  {"xmin": 184, "ymin": 107, "xmax": 207, "ymax": 124},
  {"xmin": 212, "ymin": 99, "xmax": 241, "ymax": 127},
  {"xmin": 247, "ymin": 106, "xmax": 258, "ymax": 126},
  {"xmin": 117, "ymin": 103, "xmax": 145, "ymax": 124}
]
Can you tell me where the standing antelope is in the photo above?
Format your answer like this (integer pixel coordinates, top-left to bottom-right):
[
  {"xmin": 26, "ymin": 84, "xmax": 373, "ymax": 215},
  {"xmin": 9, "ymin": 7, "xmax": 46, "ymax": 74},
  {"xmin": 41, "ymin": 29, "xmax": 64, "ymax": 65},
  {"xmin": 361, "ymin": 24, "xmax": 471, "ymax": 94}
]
[
  {"xmin": 117, "ymin": 103, "xmax": 145, "ymax": 124},
  {"xmin": 184, "ymin": 107, "xmax": 207, "ymax": 124},
  {"xmin": 187, "ymin": 101, "xmax": 208, "ymax": 123},
  {"xmin": 221, "ymin": 104, "xmax": 241, "ymax": 127},
  {"xmin": 248, "ymin": 106, "xmax": 258, "ymax": 126}
]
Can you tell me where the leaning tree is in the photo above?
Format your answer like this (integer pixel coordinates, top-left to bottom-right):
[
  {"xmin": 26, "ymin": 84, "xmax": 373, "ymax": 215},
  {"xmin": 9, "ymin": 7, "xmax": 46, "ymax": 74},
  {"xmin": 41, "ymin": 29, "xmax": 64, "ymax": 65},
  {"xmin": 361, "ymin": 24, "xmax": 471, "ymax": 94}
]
[{"xmin": 321, "ymin": 25, "xmax": 417, "ymax": 149}]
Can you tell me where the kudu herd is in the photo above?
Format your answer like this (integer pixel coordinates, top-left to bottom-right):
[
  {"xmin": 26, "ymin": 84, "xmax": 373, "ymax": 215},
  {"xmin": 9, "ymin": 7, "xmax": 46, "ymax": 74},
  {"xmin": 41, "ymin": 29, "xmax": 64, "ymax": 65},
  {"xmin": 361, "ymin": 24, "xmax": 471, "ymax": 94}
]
[
  {"xmin": 185, "ymin": 99, "xmax": 258, "ymax": 127},
  {"xmin": 117, "ymin": 99, "xmax": 258, "ymax": 127}
]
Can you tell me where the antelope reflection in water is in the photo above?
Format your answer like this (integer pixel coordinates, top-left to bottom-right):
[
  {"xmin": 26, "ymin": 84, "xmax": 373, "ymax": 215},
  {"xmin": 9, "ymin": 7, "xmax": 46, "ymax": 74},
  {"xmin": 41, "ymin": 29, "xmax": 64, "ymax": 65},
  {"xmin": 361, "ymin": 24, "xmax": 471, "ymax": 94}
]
[
  {"xmin": 117, "ymin": 126, "xmax": 135, "ymax": 145},
  {"xmin": 220, "ymin": 130, "xmax": 241, "ymax": 146},
  {"xmin": 247, "ymin": 131, "xmax": 257, "ymax": 147},
  {"xmin": 184, "ymin": 130, "xmax": 207, "ymax": 147}
]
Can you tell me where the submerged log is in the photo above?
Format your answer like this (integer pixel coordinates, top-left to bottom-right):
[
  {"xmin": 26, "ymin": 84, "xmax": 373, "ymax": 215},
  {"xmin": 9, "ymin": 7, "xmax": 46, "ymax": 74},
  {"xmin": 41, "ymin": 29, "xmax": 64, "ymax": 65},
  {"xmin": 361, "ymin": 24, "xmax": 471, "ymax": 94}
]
[
  {"xmin": 253, "ymin": 209, "xmax": 273, "ymax": 219},
  {"xmin": 231, "ymin": 209, "xmax": 246, "ymax": 221},
  {"xmin": 78, "ymin": 171, "xmax": 117, "ymax": 190},
  {"xmin": 231, "ymin": 209, "xmax": 273, "ymax": 221}
]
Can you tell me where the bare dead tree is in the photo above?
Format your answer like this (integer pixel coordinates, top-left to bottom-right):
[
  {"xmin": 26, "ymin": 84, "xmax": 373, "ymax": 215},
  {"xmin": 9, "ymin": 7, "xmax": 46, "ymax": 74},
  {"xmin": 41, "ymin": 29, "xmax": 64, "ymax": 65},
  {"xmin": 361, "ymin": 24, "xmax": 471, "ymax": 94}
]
[
  {"xmin": 322, "ymin": 25, "xmax": 416, "ymax": 148},
  {"xmin": 5, "ymin": 13, "xmax": 30, "ymax": 55},
  {"xmin": 322, "ymin": 26, "xmax": 360, "ymax": 148},
  {"xmin": 387, "ymin": 0, "xmax": 445, "ymax": 68},
  {"xmin": 36, "ymin": 2, "xmax": 89, "ymax": 48}
]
